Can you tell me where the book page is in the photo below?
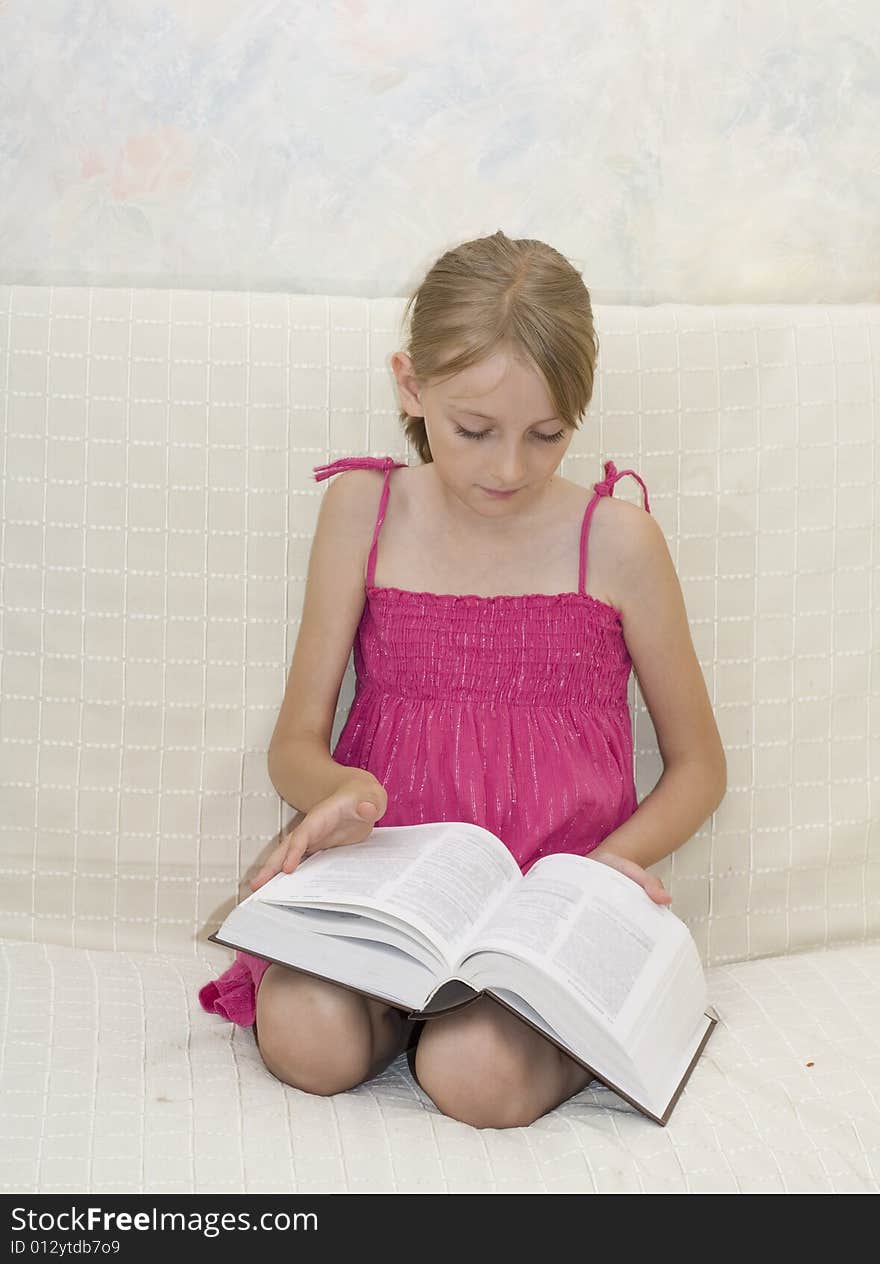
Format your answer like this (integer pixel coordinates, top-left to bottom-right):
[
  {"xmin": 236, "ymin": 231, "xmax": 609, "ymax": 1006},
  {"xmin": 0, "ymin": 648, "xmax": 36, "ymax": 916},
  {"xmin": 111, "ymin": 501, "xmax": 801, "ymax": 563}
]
[
  {"xmin": 252, "ymin": 820, "xmax": 521, "ymax": 963},
  {"xmin": 462, "ymin": 852, "xmax": 687, "ymax": 1034},
  {"xmin": 213, "ymin": 902, "xmax": 438, "ymax": 1012}
]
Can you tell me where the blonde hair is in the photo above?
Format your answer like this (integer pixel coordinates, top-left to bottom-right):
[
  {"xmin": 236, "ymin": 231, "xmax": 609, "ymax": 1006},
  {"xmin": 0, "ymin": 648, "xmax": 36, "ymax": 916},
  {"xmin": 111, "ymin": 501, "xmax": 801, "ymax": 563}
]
[{"xmin": 397, "ymin": 230, "xmax": 600, "ymax": 465}]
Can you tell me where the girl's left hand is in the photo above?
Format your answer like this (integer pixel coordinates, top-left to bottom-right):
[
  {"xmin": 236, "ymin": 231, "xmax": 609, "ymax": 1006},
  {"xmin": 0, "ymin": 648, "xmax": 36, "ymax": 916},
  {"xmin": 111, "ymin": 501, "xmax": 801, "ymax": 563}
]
[{"xmin": 588, "ymin": 848, "xmax": 672, "ymax": 905}]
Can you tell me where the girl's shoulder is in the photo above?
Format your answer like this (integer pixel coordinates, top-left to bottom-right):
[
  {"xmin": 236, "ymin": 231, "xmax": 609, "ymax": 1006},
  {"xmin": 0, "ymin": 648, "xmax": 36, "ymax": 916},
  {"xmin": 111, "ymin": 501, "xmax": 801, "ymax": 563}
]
[
  {"xmin": 585, "ymin": 478, "xmax": 658, "ymax": 555},
  {"xmin": 556, "ymin": 473, "xmax": 658, "ymax": 610},
  {"xmin": 317, "ymin": 464, "xmax": 424, "ymax": 582},
  {"xmin": 556, "ymin": 471, "xmax": 650, "ymax": 536},
  {"xmin": 334, "ymin": 459, "xmax": 425, "ymax": 517}
]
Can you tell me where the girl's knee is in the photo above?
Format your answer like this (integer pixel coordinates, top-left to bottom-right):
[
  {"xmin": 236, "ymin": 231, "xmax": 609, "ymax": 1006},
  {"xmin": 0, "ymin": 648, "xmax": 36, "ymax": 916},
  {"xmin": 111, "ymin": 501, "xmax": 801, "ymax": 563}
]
[
  {"xmin": 254, "ymin": 965, "xmax": 375, "ymax": 1095},
  {"xmin": 414, "ymin": 1001, "xmax": 545, "ymax": 1129}
]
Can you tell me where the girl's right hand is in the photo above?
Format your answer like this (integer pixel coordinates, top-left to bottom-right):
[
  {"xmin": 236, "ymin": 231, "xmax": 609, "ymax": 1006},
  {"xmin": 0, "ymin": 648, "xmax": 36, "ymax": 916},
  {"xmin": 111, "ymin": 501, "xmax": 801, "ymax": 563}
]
[{"xmin": 250, "ymin": 776, "xmax": 388, "ymax": 891}]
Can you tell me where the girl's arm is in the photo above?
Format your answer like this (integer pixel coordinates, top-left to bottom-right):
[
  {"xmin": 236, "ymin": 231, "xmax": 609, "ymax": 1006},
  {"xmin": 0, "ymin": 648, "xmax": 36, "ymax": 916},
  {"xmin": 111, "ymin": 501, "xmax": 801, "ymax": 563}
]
[
  {"xmin": 268, "ymin": 733, "xmax": 384, "ymax": 817},
  {"xmin": 255, "ymin": 470, "xmax": 389, "ymax": 888},
  {"xmin": 589, "ymin": 502, "xmax": 728, "ymax": 902},
  {"xmin": 589, "ymin": 762, "xmax": 726, "ymax": 903},
  {"xmin": 266, "ymin": 469, "xmax": 377, "ymax": 778}
]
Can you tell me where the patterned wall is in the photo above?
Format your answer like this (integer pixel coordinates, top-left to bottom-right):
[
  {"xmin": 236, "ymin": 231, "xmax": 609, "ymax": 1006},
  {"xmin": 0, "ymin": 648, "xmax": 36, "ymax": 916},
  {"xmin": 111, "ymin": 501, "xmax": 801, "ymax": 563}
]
[{"xmin": 0, "ymin": 0, "xmax": 877, "ymax": 301}]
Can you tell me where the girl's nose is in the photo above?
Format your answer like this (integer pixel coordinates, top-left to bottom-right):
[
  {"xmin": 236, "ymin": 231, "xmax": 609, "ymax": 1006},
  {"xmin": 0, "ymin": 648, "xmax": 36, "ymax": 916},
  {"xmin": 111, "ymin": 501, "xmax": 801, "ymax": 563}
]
[{"xmin": 491, "ymin": 452, "xmax": 527, "ymax": 488}]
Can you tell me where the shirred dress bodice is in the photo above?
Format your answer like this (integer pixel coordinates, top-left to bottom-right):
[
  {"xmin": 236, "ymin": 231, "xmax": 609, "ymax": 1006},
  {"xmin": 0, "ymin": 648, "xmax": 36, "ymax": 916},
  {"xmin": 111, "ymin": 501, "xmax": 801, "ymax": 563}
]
[{"xmin": 356, "ymin": 583, "xmax": 632, "ymax": 708}]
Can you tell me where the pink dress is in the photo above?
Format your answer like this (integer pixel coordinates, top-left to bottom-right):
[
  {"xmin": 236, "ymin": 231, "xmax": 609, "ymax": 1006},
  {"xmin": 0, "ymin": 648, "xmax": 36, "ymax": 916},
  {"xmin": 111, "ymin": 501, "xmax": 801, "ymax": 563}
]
[{"xmin": 199, "ymin": 454, "xmax": 651, "ymax": 1025}]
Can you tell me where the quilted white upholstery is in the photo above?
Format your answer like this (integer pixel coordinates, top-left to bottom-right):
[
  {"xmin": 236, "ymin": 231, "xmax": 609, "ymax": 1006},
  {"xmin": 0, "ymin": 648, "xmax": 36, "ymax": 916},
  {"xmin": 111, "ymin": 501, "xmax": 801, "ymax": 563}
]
[
  {"xmin": 2, "ymin": 939, "xmax": 878, "ymax": 1194},
  {"xmin": 1, "ymin": 284, "xmax": 878, "ymax": 1192}
]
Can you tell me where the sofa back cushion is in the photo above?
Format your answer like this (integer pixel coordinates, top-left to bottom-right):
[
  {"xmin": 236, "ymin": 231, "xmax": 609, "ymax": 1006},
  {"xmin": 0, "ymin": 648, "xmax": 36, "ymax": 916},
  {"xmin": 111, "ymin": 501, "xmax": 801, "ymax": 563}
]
[{"xmin": 1, "ymin": 284, "xmax": 877, "ymax": 967}]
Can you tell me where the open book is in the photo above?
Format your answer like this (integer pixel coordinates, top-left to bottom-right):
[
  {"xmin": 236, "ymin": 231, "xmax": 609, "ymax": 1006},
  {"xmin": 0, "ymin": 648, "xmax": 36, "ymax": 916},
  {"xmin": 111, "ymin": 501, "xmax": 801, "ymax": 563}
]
[{"xmin": 210, "ymin": 821, "xmax": 718, "ymax": 1125}]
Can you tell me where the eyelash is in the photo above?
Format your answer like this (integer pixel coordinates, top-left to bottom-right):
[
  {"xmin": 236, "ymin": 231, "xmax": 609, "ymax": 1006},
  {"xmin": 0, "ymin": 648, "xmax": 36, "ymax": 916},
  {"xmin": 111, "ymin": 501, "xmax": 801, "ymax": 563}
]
[{"xmin": 453, "ymin": 424, "xmax": 566, "ymax": 444}]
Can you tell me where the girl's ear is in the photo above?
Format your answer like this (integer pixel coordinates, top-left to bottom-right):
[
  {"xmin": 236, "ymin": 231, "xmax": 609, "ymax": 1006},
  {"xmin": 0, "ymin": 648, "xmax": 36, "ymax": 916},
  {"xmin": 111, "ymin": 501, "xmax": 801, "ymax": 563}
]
[{"xmin": 391, "ymin": 352, "xmax": 424, "ymax": 416}]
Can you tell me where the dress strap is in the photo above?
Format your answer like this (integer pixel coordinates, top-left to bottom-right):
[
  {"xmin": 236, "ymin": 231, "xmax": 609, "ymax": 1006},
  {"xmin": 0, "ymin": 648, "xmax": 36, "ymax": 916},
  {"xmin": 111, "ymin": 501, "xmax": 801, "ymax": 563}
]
[
  {"xmin": 312, "ymin": 455, "xmax": 408, "ymax": 587},
  {"xmin": 312, "ymin": 455, "xmax": 408, "ymax": 482},
  {"xmin": 578, "ymin": 459, "xmax": 651, "ymax": 595}
]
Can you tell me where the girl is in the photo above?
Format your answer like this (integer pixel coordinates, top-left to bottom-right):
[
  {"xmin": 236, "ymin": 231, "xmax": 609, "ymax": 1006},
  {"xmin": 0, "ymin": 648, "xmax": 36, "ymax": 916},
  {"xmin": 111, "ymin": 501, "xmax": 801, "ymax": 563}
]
[{"xmin": 200, "ymin": 230, "xmax": 727, "ymax": 1130}]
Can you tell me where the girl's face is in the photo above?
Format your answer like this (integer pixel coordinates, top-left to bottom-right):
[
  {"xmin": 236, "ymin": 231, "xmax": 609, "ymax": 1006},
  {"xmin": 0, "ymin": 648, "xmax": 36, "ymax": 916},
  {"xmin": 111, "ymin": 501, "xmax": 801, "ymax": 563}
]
[{"xmin": 392, "ymin": 349, "xmax": 576, "ymax": 518}]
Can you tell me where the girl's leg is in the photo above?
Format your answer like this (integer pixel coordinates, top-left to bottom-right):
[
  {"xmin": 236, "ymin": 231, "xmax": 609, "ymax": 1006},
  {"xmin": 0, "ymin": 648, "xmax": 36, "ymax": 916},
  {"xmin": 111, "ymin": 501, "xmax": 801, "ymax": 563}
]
[
  {"xmin": 413, "ymin": 994, "xmax": 594, "ymax": 1129},
  {"xmin": 254, "ymin": 963, "xmax": 419, "ymax": 1095}
]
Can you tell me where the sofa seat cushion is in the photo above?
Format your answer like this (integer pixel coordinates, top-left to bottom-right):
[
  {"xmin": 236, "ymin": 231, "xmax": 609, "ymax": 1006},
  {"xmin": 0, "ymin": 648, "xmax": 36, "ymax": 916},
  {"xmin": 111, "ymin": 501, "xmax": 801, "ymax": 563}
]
[{"xmin": 2, "ymin": 938, "xmax": 878, "ymax": 1194}]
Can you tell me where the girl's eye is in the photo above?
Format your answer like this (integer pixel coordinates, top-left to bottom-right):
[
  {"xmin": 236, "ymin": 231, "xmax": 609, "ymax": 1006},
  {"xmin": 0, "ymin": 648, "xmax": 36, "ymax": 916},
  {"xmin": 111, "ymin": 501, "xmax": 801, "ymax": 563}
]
[{"xmin": 453, "ymin": 425, "xmax": 566, "ymax": 444}]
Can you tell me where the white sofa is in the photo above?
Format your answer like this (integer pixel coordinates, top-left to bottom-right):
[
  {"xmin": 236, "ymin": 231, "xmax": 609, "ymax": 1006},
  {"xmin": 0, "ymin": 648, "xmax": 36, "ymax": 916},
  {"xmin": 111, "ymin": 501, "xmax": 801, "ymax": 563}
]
[{"xmin": 1, "ymin": 285, "xmax": 878, "ymax": 1194}]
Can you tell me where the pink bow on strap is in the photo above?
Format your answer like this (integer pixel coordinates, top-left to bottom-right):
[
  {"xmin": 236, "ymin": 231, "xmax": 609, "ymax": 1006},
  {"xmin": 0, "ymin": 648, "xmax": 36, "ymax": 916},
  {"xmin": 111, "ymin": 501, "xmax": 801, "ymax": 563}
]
[
  {"xmin": 593, "ymin": 459, "xmax": 619, "ymax": 497},
  {"xmin": 593, "ymin": 459, "xmax": 651, "ymax": 512},
  {"xmin": 313, "ymin": 455, "xmax": 402, "ymax": 481}
]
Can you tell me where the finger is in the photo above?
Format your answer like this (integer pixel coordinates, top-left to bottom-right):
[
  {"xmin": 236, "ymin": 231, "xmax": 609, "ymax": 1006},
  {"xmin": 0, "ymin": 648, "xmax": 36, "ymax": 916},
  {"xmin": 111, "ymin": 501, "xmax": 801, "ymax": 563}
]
[
  {"xmin": 615, "ymin": 856, "xmax": 665, "ymax": 898},
  {"xmin": 649, "ymin": 878, "xmax": 672, "ymax": 904},
  {"xmin": 601, "ymin": 855, "xmax": 667, "ymax": 901},
  {"xmin": 281, "ymin": 839, "xmax": 309, "ymax": 872},
  {"xmin": 251, "ymin": 856, "xmax": 285, "ymax": 890},
  {"xmin": 637, "ymin": 873, "xmax": 667, "ymax": 902},
  {"xmin": 250, "ymin": 865, "xmax": 276, "ymax": 892},
  {"xmin": 250, "ymin": 835, "xmax": 299, "ymax": 889},
  {"xmin": 603, "ymin": 854, "xmax": 640, "ymax": 882}
]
